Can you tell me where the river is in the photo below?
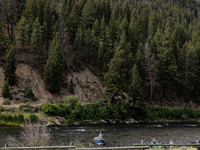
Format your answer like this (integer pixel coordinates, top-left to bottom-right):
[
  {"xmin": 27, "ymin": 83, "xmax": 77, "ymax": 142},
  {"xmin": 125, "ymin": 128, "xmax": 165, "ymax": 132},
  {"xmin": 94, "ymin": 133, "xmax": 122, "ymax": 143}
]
[{"xmin": 1, "ymin": 123, "xmax": 200, "ymax": 147}]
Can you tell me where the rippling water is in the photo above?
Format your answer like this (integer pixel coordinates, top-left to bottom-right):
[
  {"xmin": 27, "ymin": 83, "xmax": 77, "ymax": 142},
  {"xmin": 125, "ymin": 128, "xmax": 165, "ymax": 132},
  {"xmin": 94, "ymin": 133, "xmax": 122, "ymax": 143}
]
[{"xmin": 1, "ymin": 123, "xmax": 200, "ymax": 147}]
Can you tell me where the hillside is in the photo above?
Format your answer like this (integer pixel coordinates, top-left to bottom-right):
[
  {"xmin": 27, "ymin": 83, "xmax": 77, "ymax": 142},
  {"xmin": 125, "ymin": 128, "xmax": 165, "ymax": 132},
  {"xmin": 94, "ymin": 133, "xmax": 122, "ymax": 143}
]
[
  {"xmin": 0, "ymin": 63, "xmax": 106, "ymax": 107},
  {"xmin": 1, "ymin": 0, "xmax": 200, "ymax": 115}
]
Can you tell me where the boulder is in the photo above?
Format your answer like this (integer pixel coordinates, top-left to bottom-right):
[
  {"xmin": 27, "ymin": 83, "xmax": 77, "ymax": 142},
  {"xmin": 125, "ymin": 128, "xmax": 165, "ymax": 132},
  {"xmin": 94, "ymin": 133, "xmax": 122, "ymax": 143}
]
[
  {"xmin": 46, "ymin": 122, "xmax": 56, "ymax": 127},
  {"xmin": 54, "ymin": 119, "xmax": 61, "ymax": 126},
  {"xmin": 107, "ymin": 119, "xmax": 116, "ymax": 124},
  {"xmin": 14, "ymin": 93, "xmax": 23, "ymax": 100},
  {"xmin": 101, "ymin": 119, "xmax": 107, "ymax": 124},
  {"xmin": 55, "ymin": 116, "xmax": 65, "ymax": 123},
  {"xmin": 74, "ymin": 122, "xmax": 80, "ymax": 126},
  {"xmin": 31, "ymin": 106, "xmax": 39, "ymax": 113},
  {"xmin": 130, "ymin": 118, "xmax": 138, "ymax": 123}
]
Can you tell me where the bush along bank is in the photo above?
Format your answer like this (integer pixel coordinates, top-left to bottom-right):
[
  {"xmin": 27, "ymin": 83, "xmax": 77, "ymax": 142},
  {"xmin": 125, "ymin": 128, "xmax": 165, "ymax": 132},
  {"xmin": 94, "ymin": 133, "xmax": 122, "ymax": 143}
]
[
  {"xmin": 0, "ymin": 112, "xmax": 39, "ymax": 126},
  {"xmin": 38, "ymin": 96, "xmax": 200, "ymax": 126}
]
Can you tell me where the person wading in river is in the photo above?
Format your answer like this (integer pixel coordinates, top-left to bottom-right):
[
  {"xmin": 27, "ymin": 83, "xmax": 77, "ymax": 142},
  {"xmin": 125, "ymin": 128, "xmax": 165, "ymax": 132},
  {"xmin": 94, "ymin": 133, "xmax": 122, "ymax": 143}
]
[{"xmin": 99, "ymin": 132, "xmax": 103, "ymax": 140}]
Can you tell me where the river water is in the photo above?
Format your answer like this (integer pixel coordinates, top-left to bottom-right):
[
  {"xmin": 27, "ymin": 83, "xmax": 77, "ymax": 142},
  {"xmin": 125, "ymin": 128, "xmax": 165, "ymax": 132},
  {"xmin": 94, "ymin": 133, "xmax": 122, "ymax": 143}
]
[{"xmin": 1, "ymin": 123, "xmax": 200, "ymax": 147}]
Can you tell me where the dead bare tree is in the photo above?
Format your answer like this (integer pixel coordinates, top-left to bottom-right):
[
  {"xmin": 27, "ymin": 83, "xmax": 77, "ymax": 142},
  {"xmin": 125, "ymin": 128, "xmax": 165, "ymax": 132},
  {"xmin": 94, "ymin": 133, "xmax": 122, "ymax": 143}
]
[
  {"xmin": 0, "ymin": 0, "xmax": 18, "ymax": 43},
  {"xmin": 58, "ymin": 19, "xmax": 72, "ymax": 70},
  {"xmin": 143, "ymin": 42, "xmax": 159, "ymax": 101},
  {"xmin": 7, "ymin": 121, "xmax": 51, "ymax": 147}
]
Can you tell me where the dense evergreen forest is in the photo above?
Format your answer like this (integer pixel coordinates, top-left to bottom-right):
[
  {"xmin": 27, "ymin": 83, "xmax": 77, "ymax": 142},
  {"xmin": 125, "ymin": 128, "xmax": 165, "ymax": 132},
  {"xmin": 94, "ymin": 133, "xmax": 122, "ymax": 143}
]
[{"xmin": 1, "ymin": 0, "xmax": 200, "ymax": 113}]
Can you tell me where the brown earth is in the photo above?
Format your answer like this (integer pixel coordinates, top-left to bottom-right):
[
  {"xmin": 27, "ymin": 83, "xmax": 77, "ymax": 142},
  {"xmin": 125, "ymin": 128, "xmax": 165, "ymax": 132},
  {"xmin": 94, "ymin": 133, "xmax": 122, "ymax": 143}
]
[{"xmin": 0, "ymin": 63, "xmax": 106, "ymax": 108}]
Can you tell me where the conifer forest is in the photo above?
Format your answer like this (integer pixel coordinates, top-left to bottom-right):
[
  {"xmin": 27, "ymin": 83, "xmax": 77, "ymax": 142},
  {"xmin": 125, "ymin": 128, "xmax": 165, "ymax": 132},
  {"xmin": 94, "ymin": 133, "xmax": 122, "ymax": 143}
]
[{"xmin": 1, "ymin": 0, "xmax": 200, "ymax": 112}]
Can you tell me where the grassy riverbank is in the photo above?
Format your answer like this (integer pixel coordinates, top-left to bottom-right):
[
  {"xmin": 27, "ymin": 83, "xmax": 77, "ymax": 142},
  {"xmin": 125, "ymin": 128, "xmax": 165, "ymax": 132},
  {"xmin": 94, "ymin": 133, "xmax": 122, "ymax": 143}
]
[{"xmin": 1, "ymin": 97, "xmax": 200, "ymax": 127}]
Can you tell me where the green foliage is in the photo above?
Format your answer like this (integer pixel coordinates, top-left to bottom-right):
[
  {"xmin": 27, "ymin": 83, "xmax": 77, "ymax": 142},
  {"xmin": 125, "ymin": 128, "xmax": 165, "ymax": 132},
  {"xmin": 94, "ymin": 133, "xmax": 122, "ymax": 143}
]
[
  {"xmin": 147, "ymin": 106, "xmax": 200, "ymax": 120},
  {"xmin": 31, "ymin": 17, "xmax": 43, "ymax": 63},
  {"xmin": 4, "ymin": 45, "xmax": 16, "ymax": 85},
  {"xmin": 73, "ymin": 28, "xmax": 83, "ymax": 51},
  {"xmin": 66, "ymin": 6, "xmax": 79, "ymax": 42},
  {"xmin": 2, "ymin": 80, "xmax": 10, "ymax": 98},
  {"xmin": 109, "ymin": 99, "xmax": 129, "ymax": 120},
  {"xmin": 0, "ymin": 106, "xmax": 5, "ymax": 112},
  {"xmin": 130, "ymin": 64, "xmax": 143, "ymax": 104},
  {"xmin": 81, "ymin": 0, "xmax": 96, "ymax": 29},
  {"xmin": 9, "ymin": 93, "xmax": 13, "ymax": 100},
  {"xmin": 64, "ymin": 95, "xmax": 79, "ymax": 109},
  {"xmin": 82, "ymin": 102, "xmax": 110, "ymax": 121},
  {"xmin": 28, "ymin": 114, "xmax": 39, "ymax": 123},
  {"xmin": 73, "ymin": 51, "xmax": 84, "ymax": 68},
  {"xmin": 69, "ymin": 79, "xmax": 75, "ymax": 94},
  {"xmin": 16, "ymin": 16, "xmax": 28, "ymax": 49},
  {"xmin": 0, "ymin": 17, "xmax": 6, "ymax": 47},
  {"xmin": 133, "ymin": 99, "xmax": 147, "ymax": 120},
  {"xmin": 24, "ymin": 87, "xmax": 34, "ymax": 98},
  {"xmin": 104, "ymin": 48, "xmax": 127, "ymax": 98},
  {"xmin": 19, "ymin": 102, "xmax": 31, "ymax": 112},
  {"xmin": 0, "ymin": 113, "xmax": 24, "ymax": 123},
  {"xmin": 43, "ymin": 35, "xmax": 64, "ymax": 93},
  {"xmin": 39, "ymin": 103, "xmax": 58, "ymax": 116}
]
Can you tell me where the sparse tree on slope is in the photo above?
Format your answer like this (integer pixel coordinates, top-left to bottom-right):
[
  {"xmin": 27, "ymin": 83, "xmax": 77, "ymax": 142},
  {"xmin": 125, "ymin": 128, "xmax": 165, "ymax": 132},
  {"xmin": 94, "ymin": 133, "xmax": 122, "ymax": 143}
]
[
  {"xmin": 1, "ymin": 80, "xmax": 10, "ymax": 98},
  {"xmin": 43, "ymin": 35, "xmax": 64, "ymax": 93},
  {"xmin": 4, "ymin": 44, "xmax": 16, "ymax": 85},
  {"xmin": 16, "ymin": 16, "xmax": 28, "ymax": 50}
]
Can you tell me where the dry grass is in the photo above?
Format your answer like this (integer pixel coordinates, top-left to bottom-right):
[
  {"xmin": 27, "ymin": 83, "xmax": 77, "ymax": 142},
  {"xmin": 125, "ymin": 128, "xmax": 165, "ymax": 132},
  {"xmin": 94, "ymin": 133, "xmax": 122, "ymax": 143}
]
[
  {"xmin": 150, "ymin": 147, "xmax": 196, "ymax": 150},
  {"xmin": 7, "ymin": 121, "xmax": 51, "ymax": 147}
]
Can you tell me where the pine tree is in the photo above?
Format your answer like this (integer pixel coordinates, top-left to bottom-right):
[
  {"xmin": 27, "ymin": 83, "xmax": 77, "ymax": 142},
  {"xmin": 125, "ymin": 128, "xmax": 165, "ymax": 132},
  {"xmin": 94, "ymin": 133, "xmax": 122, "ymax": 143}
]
[
  {"xmin": 43, "ymin": 35, "xmax": 64, "ymax": 93},
  {"xmin": 73, "ymin": 28, "xmax": 83, "ymax": 51},
  {"xmin": 148, "ymin": 10, "xmax": 159, "ymax": 38},
  {"xmin": 1, "ymin": 80, "xmax": 10, "ymax": 98},
  {"xmin": 1, "ymin": 0, "xmax": 17, "ymax": 43},
  {"xmin": 98, "ymin": 15, "xmax": 110, "ymax": 69},
  {"xmin": 104, "ymin": 48, "xmax": 127, "ymax": 100},
  {"xmin": 66, "ymin": 6, "xmax": 79, "ymax": 43},
  {"xmin": 43, "ymin": 0, "xmax": 52, "ymax": 50},
  {"xmin": 16, "ymin": 16, "xmax": 28, "ymax": 50},
  {"xmin": 90, "ymin": 29, "xmax": 99, "ymax": 65},
  {"xmin": 21, "ymin": 0, "xmax": 36, "ymax": 41},
  {"xmin": 0, "ymin": 17, "xmax": 5, "ymax": 48},
  {"xmin": 117, "ymin": 17, "xmax": 128, "ymax": 40},
  {"xmin": 109, "ymin": 11, "xmax": 118, "ymax": 49},
  {"xmin": 92, "ymin": 19, "xmax": 100, "ymax": 37},
  {"xmin": 130, "ymin": 64, "xmax": 143, "ymax": 104},
  {"xmin": 69, "ymin": 79, "xmax": 75, "ymax": 94},
  {"xmin": 31, "ymin": 17, "xmax": 43, "ymax": 66},
  {"xmin": 122, "ymin": 1, "xmax": 130, "ymax": 22},
  {"xmin": 100, "ymin": 0, "xmax": 111, "ymax": 25},
  {"xmin": 81, "ymin": 0, "xmax": 96, "ymax": 30},
  {"xmin": 4, "ymin": 45, "xmax": 16, "ymax": 85}
]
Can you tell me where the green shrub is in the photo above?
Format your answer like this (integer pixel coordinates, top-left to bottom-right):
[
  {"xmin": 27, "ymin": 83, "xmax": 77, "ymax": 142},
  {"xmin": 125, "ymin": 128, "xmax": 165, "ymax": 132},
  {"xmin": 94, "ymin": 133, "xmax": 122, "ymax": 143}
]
[
  {"xmin": 109, "ymin": 99, "xmax": 129, "ymax": 120},
  {"xmin": 56, "ymin": 103, "xmax": 70, "ymax": 118},
  {"xmin": 24, "ymin": 87, "xmax": 34, "ymax": 98},
  {"xmin": 1, "ymin": 80, "xmax": 10, "ymax": 98},
  {"xmin": 29, "ymin": 114, "xmax": 38, "ymax": 123},
  {"xmin": 3, "ymin": 99, "xmax": 11, "ymax": 105},
  {"xmin": 39, "ymin": 103, "xmax": 58, "ymax": 116},
  {"xmin": 69, "ymin": 79, "xmax": 75, "ymax": 94},
  {"xmin": 18, "ymin": 114, "xmax": 24, "ymax": 123},
  {"xmin": 70, "ymin": 102, "xmax": 83, "ymax": 121},
  {"xmin": 0, "ymin": 105, "xmax": 5, "ymax": 112},
  {"xmin": 64, "ymin": 95, "xmax": 79, "ymax": 109},
  {"xmin": 48, "ymin": 118, "xmax": 55, "ymax": 123},
  {"xmin": 19, "ymin": 102, "xmax": 31, "ymax": 112}
]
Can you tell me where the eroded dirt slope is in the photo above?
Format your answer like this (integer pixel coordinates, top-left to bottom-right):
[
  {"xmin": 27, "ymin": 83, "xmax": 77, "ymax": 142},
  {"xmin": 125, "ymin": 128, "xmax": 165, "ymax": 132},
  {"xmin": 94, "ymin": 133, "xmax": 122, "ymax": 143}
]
[{"xmin": 0, "ymin": 63, "xmax": 106, "ymax": 106}]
